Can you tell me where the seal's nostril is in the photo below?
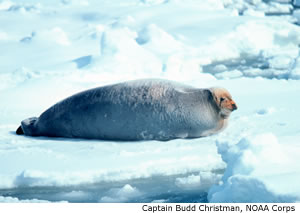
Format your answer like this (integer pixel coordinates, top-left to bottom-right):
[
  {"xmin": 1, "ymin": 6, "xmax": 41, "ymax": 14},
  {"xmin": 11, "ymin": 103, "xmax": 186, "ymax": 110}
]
[{"xmin": 232, "ymin": 104, "xmax": 237, "ymax": 110}]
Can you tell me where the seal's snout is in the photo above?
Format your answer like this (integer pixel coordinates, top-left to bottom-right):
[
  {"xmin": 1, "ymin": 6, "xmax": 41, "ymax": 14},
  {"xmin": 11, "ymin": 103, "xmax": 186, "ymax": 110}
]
[{"xmin": 231, "ymin": 102, "xmax": 237, "ymax": 111}]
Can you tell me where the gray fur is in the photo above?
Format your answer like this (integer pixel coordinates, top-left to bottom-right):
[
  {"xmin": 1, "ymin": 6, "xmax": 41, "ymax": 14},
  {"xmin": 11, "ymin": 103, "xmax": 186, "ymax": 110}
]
[{"xmin": 17, "ymin": 79, "xmax": 225, "ymax": 141}]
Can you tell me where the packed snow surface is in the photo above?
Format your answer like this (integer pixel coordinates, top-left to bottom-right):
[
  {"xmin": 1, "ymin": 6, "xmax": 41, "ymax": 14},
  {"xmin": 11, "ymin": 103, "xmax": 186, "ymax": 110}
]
[{"xmin": 0, "ymin": 0, "xmax": 300, "ymax": 203}]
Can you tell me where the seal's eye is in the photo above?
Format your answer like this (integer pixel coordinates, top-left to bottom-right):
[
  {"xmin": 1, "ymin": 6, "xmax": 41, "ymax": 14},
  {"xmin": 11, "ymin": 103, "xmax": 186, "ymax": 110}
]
[{"xmin": 220, "ymin": 97, "xmax": 225, "ymax": 102}]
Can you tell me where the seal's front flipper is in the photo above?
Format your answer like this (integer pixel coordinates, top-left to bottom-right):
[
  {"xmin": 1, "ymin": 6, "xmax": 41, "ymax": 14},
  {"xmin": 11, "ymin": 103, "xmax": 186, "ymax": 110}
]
[{"xmin": 16, "ymin": 126, "xmax": 24, "ymax": 135}]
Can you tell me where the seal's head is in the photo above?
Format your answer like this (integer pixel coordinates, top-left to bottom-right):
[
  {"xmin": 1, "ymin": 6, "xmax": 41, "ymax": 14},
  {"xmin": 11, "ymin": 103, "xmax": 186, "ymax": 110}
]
[{"xmin": 210, "ymin": 87, "xmax": 237, "ymax": 119}]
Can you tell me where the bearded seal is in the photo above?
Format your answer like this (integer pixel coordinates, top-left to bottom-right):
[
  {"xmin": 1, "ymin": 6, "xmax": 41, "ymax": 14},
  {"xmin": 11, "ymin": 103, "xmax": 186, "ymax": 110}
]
[{"xmin": 16, "ymin": 79, "xmax": 237, "ymax": 141}]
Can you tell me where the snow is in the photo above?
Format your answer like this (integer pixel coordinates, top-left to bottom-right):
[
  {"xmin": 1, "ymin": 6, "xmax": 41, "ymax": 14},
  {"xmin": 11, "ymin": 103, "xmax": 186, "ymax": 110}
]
[
  {"xmin": 99, "ymin": 184, "xmax": 142, "ymax": 203},
  {"xmin": 0, "ymin": 196, "xmax": 51, "ymax": 203},
  {"xmin": 208, "ymin": 133, "xmax": 300, "ymax": 202},
  {"xmin": 0, "ymin": 0, "xmax": 300, "ymax": 203},
  {"xmin": 175, "ymin": 172, "xmax": 222, "ymax": 191}
]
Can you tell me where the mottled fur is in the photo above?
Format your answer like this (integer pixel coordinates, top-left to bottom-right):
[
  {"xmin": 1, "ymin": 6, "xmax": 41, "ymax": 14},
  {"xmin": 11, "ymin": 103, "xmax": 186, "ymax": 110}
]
[{"xmin": 16, "ymin": 79, "xmax": 237, "ymax": 141}]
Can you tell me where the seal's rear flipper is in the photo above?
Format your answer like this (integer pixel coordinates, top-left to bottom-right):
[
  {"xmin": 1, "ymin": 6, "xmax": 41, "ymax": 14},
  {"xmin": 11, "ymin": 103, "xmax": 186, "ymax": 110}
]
[
  {"xmin": 16, "ymin": 126, "xmax": 24, "ymax": 135},
  {"xmin": 18, "ymin": 117, "xmax": 39, "ymax": 136}
]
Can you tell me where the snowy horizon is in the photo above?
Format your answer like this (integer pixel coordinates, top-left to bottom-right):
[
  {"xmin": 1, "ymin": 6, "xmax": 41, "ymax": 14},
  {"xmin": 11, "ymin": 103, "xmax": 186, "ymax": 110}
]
[{"xmin": 1, "ymin": 0, "xmax": 300, "ymax": 203}]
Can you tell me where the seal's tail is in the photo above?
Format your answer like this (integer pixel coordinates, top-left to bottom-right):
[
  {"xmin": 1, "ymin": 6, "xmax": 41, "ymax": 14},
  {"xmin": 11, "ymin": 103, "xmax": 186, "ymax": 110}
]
[
  {"xmin": 16, "ymin": 117, "xmax": 38, "ymax": 136},
  {"xmin": 16, "ymin": 126, "xmax": 24, "ymax": 135}
]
